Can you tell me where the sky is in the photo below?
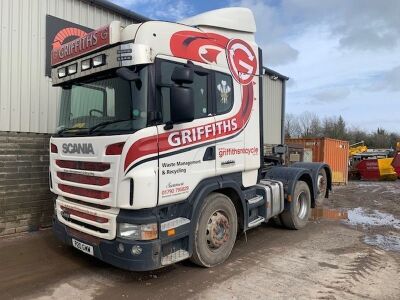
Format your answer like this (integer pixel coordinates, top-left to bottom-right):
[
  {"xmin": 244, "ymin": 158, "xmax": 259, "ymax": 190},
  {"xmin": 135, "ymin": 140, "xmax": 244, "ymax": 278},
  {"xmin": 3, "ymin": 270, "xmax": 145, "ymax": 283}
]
[{"xmin": 110, "ymin": 0, "xmax": 400, "ymax": 133}]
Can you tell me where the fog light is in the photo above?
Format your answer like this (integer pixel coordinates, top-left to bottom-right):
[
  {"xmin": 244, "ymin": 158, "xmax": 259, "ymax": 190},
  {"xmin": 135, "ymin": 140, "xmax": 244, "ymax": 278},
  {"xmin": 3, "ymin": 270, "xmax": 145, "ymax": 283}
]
[
  {"xmin": 93, "ymin": 54, "xmax": 106, "ymax": 67},
  {"xmin": 117, "ymin": 243, "xmax": 125, "ymax": 253},
  {"xmin": 131, "ymin": 245, "xmax": 142, "ymax": 255},
  {"xmin": 81, "ymin": 58, "xmax": 91, "ymax": 71},
  {"xmin": 58, "ymin": 67, "xmax": 67, "ymax": 78},
  {"xmin": 67, "ymin": 63, "xmax": 77, "ymax": 75}
]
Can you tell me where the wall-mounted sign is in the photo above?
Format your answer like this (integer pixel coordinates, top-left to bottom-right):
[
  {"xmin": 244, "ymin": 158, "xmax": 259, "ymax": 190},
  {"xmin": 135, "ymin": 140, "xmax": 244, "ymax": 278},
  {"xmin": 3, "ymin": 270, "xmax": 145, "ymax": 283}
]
[
  {"xmin": 51, "ymin": 25, "xmax": 110, "ymax": 66},
  {"xmin": 45, "ymin": 15, "xmax": 92, "ymax": 76}
]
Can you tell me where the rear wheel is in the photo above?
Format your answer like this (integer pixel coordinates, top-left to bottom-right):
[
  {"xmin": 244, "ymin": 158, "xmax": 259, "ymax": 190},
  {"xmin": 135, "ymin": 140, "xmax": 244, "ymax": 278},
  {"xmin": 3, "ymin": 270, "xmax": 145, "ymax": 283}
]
[
  {"xmin": 191, "ymin": 193, "xmax": 238, "ymax": 267},
  {"xmin": 280, "ymin": 181, "xmax": 311, "ymax": 229},
  {"xmin": 315, "ymin": 168, "xmax": 327, "ymax": 206}
]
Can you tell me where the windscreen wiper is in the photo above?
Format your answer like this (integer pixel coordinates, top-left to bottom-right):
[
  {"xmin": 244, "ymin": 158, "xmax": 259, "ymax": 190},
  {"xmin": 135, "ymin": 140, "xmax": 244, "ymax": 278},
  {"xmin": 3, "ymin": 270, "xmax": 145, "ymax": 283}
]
[
  {"xmin": 89, "ymin": 119, "xmax": 134, "ymax": 134},
  {"xmin": 57, "ymin": 127, "xmax": 89, "ymax": 136}
]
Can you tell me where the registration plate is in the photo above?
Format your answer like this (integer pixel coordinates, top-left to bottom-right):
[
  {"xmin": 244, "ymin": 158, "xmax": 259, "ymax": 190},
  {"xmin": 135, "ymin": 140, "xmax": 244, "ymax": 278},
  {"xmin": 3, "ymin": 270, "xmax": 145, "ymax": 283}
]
[{"xmin": 72, "ymin": 238, "xmax": 94, "ymax": 256}]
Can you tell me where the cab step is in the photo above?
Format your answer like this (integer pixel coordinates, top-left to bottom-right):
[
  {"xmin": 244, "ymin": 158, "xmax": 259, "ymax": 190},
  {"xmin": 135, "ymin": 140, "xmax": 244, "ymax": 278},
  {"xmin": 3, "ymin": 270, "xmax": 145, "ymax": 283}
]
[
  {"xmin": 246, "ymin": 195, "xmax": 265, "ymax": 210},
  {"xmin": 248, "ymin": 216, "xmax": 265, "ymax": 228},
  {"xmin": 161, "ymin": 249, "xmax": 190, "ymax": 266}
]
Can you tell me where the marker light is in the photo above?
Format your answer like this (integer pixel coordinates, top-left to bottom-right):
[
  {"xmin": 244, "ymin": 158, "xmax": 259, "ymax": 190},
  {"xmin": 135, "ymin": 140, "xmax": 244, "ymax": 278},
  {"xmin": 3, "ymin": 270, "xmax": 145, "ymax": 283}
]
[
  {"xmin": 105, "ymin": 142, "xmax": 125, "ymax": 155},
  {"xmin": 81, "ymin": 58, "xmax": 92, "ymax": 71},
  {"xmin": 67, "ymin": 63, "xmax": 77, "ymax": 75},
  {"xmin": 58, "ymin": 67, "xmax": 67, "ymax": 78},
  {"xmin": 50, "ymin": 143, "xmax": 58, "ymax": 153},
  {"xmin": 93, "ymin": 54, "xmax": 106, "ymax": 67}
]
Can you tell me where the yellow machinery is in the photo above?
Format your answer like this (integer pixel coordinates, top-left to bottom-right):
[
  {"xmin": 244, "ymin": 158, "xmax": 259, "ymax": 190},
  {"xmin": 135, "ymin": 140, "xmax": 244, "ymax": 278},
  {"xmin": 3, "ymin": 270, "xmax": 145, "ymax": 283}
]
[
  {"xmin": 349, "ymin": 141, "xmax": 398, "ymax": 180},
  {"xmin": 349, "ymin": 145, "xmax": 368, "ymax": 156}
]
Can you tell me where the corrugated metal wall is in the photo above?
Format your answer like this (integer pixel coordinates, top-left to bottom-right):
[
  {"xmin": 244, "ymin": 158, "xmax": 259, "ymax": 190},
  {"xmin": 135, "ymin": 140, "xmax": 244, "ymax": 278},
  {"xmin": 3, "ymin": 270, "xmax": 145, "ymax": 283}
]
[
  {"xmin": 262, "ymin": 75, "xmax": 283, "ymax": 145},
  {"xmin": 0, "ymin": 0, "xmax": 134, "ymax": 133}
]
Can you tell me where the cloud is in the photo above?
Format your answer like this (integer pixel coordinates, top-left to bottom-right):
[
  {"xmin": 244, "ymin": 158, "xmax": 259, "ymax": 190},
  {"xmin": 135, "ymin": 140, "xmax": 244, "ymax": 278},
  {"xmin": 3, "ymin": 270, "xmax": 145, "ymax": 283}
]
[
  {"xmin": 109, "ymin": 0, "xmax": 194, "ymax": 21},
  {"xmin": 281, "ymin": 0, "xmax": 400, "ymax": 51},
  {"xmin": 367, "ymin": 65, "xmax": 400, "ymax": 92},
  {"xmin": 312, "ymin": 87, "xmax": 350, "ymax": 103},
  {"xmin": 384, "ymin": 66, "xmax": 400, "ymax": 92},
  {"xmin": 230, "ymin": 0, "xmax": 400, "ymax": 67},
  {"xmin": 152, "ymin": 0, "xmax": 194, "ymax": 20},
  {"xmin": 264, "ymin": 42, "xmax": 299, "ymax": 66}
]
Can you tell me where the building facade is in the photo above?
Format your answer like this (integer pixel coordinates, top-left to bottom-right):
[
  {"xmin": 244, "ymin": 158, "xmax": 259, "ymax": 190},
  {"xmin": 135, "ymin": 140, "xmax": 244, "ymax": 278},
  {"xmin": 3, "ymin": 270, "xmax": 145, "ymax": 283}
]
[{"xmin": 0, "ymin": 0, "xmax": 146, "ymax": 236}]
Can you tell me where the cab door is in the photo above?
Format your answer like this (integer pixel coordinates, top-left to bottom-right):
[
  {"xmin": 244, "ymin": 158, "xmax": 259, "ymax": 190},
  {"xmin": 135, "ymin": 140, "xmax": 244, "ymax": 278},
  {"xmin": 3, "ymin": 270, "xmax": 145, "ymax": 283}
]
[
  {"xmin": 213, "ymin": 67, "xmax": 246, "ymax": 176},
  {"xmin": 155, "ymin": 57, "xmax": 216, "ymax": 206}
]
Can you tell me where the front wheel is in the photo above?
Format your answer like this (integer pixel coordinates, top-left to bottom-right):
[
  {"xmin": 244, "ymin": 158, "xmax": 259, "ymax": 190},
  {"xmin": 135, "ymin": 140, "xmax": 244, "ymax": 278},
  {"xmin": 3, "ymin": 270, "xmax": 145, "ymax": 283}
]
[
  {"xmin": 191, "ymin": 193, "xmax": 238, "ymax": 267},
  {"xmin": 280, "ymin": 181, "xmax": 311, "ymax": 230}
]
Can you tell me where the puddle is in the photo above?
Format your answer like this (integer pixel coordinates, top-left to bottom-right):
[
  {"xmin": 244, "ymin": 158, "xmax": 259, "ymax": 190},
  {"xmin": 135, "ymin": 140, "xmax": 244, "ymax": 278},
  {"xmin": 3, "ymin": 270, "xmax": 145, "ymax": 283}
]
[
  {"xmin": 310, "ymin": 207, "xmax": 400, "ymax": 252},
  {"xmin": 310, "ymin": 208, "xmax": 348, "ymax": 221},
  {"xmin": 347, "ymin": 207, "xmax": 400, "ymax": 229},
  {"xmin": 363, "ymin": 234, "xmax": 400, "ymax": 252},
  {"xmin": 311, "ymin": 207, "xmax": 400, "ymax": 230}
]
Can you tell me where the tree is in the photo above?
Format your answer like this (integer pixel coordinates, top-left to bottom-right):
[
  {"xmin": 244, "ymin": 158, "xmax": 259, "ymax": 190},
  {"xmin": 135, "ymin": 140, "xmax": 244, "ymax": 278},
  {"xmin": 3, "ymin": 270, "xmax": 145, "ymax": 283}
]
[
  {"xmin": 298, "ymin": 111, "xmax": 320, "ymax": 137},
  {"xmin": 284, "ymin": 113, "xmax": 301, "ymax": 138},
  {"xmin": 285, "ymin": 112, "xmax": 399, "ymax": 150}
]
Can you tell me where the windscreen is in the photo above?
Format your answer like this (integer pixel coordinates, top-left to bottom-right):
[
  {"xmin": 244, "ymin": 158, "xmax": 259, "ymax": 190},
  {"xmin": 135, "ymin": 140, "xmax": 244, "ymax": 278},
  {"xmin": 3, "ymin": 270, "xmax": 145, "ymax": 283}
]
[{"xmin": 57, "ymin": 66, "xmax": 148, "ymax": 136}]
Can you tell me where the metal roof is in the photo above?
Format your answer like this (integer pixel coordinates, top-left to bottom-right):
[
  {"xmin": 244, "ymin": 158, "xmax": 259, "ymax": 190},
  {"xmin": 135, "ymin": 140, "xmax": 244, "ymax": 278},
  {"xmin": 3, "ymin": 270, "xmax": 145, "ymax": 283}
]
[
  {"xmin": 263, "ymin": 67, "xmax": 289, "ymax": 81},
  {"xmin": 82, "ymin": 0, "xmax": 150, "ymax": 22}
]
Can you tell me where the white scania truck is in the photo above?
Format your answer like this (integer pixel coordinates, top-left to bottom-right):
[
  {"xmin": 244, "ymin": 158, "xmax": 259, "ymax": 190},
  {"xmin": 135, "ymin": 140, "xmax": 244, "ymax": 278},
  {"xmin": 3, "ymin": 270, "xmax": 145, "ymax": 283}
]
[{"xmin": 50, "ymin": 8, "xmax": 331, "ymax": 271}]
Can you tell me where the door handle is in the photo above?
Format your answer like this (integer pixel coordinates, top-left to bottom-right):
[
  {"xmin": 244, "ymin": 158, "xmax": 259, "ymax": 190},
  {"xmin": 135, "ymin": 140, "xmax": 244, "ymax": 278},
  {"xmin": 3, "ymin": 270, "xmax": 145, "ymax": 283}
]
[{"xmin": 203, "ymin": 146, "xmax": 216, "ymax": 161}]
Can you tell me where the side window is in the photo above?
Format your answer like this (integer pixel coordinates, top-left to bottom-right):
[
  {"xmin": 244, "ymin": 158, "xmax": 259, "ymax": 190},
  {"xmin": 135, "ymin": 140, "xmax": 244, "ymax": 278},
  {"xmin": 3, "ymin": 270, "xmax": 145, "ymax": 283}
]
[
  {"xmin": 215, "ymin": 72, "xmax": 234, "ymax": 115},
  {"xmin": 158, "ymin": 60, "xmax": 209, "ymax": 123}
]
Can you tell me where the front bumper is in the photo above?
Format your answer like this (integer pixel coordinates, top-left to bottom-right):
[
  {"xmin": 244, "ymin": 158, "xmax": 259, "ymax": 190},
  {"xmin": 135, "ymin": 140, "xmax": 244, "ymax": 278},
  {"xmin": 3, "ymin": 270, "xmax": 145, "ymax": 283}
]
[{"xmin": 53, "ymin": 217, "xmax": 162, "ymax": 271}]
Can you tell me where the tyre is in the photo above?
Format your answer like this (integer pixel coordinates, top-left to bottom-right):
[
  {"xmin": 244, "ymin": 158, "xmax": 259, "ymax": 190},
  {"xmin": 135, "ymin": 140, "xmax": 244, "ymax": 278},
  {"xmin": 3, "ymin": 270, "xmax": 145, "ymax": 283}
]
[
  {"xmin": 315, "ymin": 168, "xmax": 327, "ymax": 206},
  {"xmin": 280, "ymin": 181, "xmax": 311, "ymax": 230},
  {"xmin": 191, "ymin": 193, "xmax": 238, "ymax": 267}
]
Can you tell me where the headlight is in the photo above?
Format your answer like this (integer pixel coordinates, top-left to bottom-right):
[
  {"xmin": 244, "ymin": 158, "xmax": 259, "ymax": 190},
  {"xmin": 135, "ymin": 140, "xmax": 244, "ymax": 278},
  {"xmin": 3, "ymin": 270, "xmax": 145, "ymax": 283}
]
[{"xmin": 117, "ymin": 223, "xmax": 158, "ymax": 240}]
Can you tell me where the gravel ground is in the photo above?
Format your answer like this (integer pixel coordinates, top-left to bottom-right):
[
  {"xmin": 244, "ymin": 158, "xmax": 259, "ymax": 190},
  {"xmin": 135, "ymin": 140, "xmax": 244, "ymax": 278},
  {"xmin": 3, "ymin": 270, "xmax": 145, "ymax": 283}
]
[{"xmin": 0, "ymin": 181, "xmax": 399, "ymax": 300}]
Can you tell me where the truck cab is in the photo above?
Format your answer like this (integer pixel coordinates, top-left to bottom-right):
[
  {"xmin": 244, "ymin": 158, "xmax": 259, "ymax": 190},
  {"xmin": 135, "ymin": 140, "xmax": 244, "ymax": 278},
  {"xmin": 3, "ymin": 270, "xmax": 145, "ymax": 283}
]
[{"xmin": 50, "ymin": 8, "xmax": 332, "ymax": 271}]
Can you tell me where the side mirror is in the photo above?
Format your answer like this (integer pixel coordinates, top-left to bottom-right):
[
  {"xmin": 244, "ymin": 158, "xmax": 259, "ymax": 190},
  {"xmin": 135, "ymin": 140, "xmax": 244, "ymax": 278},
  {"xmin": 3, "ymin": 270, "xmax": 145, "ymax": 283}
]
[
  {"xmin": 116, "ymin": 67, "xmax": 140, "ymax": 81},
  {"xmin": 170, "ymin": 86, "xmax": 194, "ymax": 124},
  {"xmin": 171, "ymin": 66, "xmax": 193, "ymax": 84}
]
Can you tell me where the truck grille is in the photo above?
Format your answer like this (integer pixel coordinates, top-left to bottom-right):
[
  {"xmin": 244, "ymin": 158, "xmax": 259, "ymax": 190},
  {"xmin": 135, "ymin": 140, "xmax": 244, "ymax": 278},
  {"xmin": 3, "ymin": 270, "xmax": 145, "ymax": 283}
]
[
  {"xmin": 59, "ymin": 184, "xmax": 110, "ymax": 199},
  {"xmin": 57, "ymin": 197, "xmax": 117, "ymax": 240},
  {"xmin": 57, "ymin": 172, "xmax": 110, "ymax": 186},
  {"xmin": 56, "ymin": 160, "xmax": 110, "ymax": 171},
  {"xmin": 54, "ymin": 159, "xmax": 113, "ymax": 203}
]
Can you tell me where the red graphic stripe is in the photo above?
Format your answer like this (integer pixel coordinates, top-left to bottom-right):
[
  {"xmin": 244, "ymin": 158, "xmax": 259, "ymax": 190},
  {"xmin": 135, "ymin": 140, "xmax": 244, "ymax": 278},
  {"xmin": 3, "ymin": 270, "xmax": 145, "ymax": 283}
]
[
  {"xmin": 124, "ymin": 30, "xmax": 257, "ymax": 171},
  {"xmin": 124, "ymin": 85, "xmax": 254, "ymax": 171},
  {"xmin": 170, "ymin": 31, "xmax": 229, "ymax": 63}
]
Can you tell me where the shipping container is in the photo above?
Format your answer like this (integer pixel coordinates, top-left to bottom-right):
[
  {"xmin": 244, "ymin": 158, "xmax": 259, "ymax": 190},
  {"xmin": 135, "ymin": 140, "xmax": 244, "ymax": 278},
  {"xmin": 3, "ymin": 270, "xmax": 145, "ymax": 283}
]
[{"xmin": 285, "ymin": 137, "xmax": 349, "ymax": 184}]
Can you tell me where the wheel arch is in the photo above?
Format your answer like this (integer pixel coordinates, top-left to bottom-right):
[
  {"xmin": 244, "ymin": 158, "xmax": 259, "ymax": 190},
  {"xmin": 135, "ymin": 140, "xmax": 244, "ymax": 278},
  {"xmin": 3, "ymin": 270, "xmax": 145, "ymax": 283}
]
[
  {"xmin": 291, "ymin": 162, "xmax": 332, "ymax": 198},
  {"xmin": 214, "ymin": 187, "xmax": 245, "ymax": 231},
  {"xmin": 263, "ymin": 166, "xmax": 315, "ymax": 208},
  {"xmin": 187, "ymin": 174, "xmax": 247, "ymax": 235}
]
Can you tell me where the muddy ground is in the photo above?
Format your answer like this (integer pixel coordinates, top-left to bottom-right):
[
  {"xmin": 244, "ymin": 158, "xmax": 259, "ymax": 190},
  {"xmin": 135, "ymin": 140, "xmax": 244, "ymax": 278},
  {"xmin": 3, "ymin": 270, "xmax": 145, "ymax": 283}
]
[{"xmin": 0, "ymin": 181, "xmax": 399, "ymax": 300}]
